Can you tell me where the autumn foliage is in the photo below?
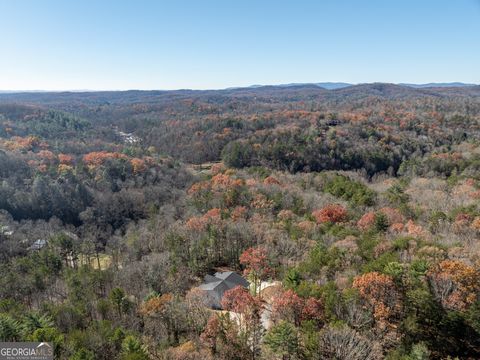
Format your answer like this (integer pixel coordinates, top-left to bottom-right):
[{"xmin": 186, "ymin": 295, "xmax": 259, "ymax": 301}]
[
  {"xmin": 211, "ymin": 173, "xmax": 244, "ymax": 190},
  {"xmin": 357, "ymin": 207, "xmax": 404, "ymax": 230},
  {"xmin": 239, "ymin": 247, "xmax": 272, "ymax": 294},
  {"xmin": 312, "ymin": 204, "xmax": 347, "ymax": 224},
  {"xmin": 271, "ymin": 289, "xmax": 324, "ymax": 326},
  {"xmin": 58, "ymin": 153, "xmax": 74, "ymax": 165},
  {"xmin": 37, "ymin": 150, "xmax": 56, "ymax": 162},
  {"xmin": 186, "ymin": 208, "xmax": 222, "ymax": 231},
  {"xmin": 221, "ymin": 285, "xmax": 263, "ymax": 340},
  {"xmin": 4, "ymin": 135, "xmax": 39, "ymax": 150},
  {"xmin": 139, "ymin": 293, "xmax": 173, "ymax": 316},
  {"xmin": 130, "ymin": 158, "xmax": 147, "ymax": 174},
  {"xmin": 200, "ymin": 314, "xmax": 221, "ymax": 350},
  {"xmin": 357, "ymin": 212, "xmax": 376, "ymax": 230},
  {"xmin": 83, "ymin": 151, "xmax": 128, "ymax": 167},
  {"xmin": 427, "ymin": 260, "xmax": 480, "ymax": 311},
  {"xmin": 353, "ymin": 272, "xmax": 401, "ymax": 323},
  {"xmin": 3, "ymin": 83, "xmax": 480, "ymax": 359},
  {"xmin": 221, "ymin": 286, "xmax": 262, "ymax": 315}
]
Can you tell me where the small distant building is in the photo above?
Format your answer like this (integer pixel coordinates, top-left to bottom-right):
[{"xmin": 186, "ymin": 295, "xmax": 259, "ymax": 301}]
[
  {"xmin": 28, "ymin": 239, "xmax": 47, "ymax": 251},
  {"xmin": 198, "ymin": 271, "xmax": 249, "ymax": 309},
  {"xmin": 0, "ymin": 225, "xmax": 13, "ymax": 236}
]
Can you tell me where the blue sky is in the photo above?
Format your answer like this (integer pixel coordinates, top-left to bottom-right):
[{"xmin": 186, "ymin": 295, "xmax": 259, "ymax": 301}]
[{"xmin": 0, "ymin": 0, "xmax": 479, "ymax": 90}]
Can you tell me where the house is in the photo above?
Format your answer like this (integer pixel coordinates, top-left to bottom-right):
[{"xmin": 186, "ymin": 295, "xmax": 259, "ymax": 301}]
[
  {"xmin": 198, "ymin": 271, "xmax": 249, "ymax": 309},
  {"xmin": 0, "ymin": 225, "xmax": 13, "ymax": 236},
  {"xmin": 28, "ymin": 239, "xmax": 47, "ymax": 251}
]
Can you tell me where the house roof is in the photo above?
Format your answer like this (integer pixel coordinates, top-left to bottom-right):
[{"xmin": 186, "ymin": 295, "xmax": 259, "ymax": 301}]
[
  {"xmin": 29, "ymin": 239, "xmax": 47, "ymax": 250},
  {"xmin": 197, "ymin": 271, "xmax": 249, "ymax": 309},
  {"xmin": 214, "ymin": 271, "xmax": 250, "ymax": 288},
  {"xmin": 199, "ymin": 280, "xmax": 230, "ymax": 292},
  {"xmin": 204, "ymin": 274, "xmax": 220, "ymax": 283}
]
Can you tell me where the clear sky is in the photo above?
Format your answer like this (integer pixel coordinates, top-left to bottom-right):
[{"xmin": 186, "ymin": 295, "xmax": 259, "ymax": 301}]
[{"xmin": 0, "ymin": 0, "xmax": 479, "ymax": 90}]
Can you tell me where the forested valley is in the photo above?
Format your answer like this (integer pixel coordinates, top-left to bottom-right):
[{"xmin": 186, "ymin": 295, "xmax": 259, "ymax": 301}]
[{"xmin": 1, "ymin": 83, "xmax": 480, "ymax": 359}]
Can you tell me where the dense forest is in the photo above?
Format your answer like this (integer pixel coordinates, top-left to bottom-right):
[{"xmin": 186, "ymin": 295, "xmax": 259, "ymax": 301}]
[{"xmin": 1, "ymin": 83, "xmax": 480, "ymax": 359}]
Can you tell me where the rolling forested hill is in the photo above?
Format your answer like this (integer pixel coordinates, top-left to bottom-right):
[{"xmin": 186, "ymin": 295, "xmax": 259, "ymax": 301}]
[{"xmin": 0, "ymin": 83, "xmax": 480, "ymax": 359}]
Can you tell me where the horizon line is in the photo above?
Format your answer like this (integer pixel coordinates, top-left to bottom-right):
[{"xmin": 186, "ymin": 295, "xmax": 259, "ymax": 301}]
[{"xmin": 0, "ymin": 81, "xmax": 478, "ymax": 93}]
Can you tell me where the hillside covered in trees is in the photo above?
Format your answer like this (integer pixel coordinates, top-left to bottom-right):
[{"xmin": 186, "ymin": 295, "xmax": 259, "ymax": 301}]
[{"xmin": 1, "ymin": 83, "xmax": 480, "ymax": 359}]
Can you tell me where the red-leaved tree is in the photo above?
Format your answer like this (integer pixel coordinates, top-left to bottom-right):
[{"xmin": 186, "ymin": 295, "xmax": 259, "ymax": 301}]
[
  {"xmin": 271, "ymin": 289, "xmax": 324, "ymax": 327},
  {"xmin": 221, "ymin": 286, "xmax": 263, "ymax": 358},
  {"xmin": 239, "ymin": 247, "xmax": 272, "ymax": 296},
  {"xmin": 312, "ymin": 204, "xmax": 347, "ymax": 224}
]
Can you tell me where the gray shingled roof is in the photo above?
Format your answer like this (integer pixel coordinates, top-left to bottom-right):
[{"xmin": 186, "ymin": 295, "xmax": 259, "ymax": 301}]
[
  {"xmin": 214, "ymin": 271, "xmax": 250, "ymax": 288},
  {"xmin": 197, "ymin": 271, "xmax": 249, "ymax": 309},
  {"xmin": 204, "ymin": 274, "xmax": 221, "ymax": 284}
]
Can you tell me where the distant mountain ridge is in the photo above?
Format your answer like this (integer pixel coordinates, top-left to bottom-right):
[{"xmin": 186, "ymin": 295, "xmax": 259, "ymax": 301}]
[
  {"xmin": 398, "ymin": 82, "xmax": 477, "ymax": 88},
  {"xmin": 280, "ymin": 82, "xmax": 477, "ymax": 90},
  {"xmin": 270, "ymin": 82, "xmax": 352, "ymax": 90},
  {"xmin": 2, "ymin": 82, "xmax": 477, "ymax": 94},
  {"xmin": 1, "ymin": 82, "xmax": 479, "ymax": 108},
  {"xmin": 235, "ymin": 82, "xmax": 477, "ymax": 90}
]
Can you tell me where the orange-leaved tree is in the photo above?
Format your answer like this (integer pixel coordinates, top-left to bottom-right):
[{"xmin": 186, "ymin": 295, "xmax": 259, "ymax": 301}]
[
  {"xmin": 353, "ymin": 272, "xmax": 401, "ymax": 327},
  {"xmin": 427, "ymin": 260, "xmax": 479, "ymax": 311}
]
